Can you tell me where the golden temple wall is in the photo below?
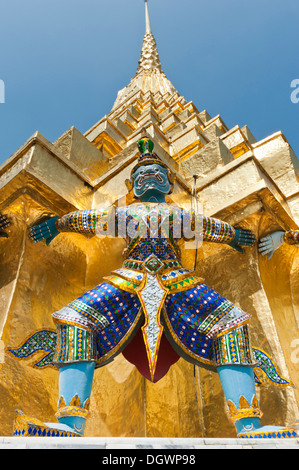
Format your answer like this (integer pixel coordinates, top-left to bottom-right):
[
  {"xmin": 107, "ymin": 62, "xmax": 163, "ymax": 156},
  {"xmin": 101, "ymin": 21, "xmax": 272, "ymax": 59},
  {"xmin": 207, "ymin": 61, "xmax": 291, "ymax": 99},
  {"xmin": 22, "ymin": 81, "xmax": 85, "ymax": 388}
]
[{"xmin": 1, "ymin": 78, "xmax": 299, "ymax": 438}]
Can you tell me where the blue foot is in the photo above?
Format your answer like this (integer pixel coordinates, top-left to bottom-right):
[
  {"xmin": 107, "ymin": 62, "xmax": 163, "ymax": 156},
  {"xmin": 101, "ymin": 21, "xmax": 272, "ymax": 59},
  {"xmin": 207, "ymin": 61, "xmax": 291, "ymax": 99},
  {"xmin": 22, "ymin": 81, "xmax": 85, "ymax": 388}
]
[
  {"xmin": 238, "ymin": 423, "xmax": 299, "ymax": 439},
  {"xmin": 44, "ymin": 422, "xmax": 81, "ymax": 435},
  {"xmin": 13, "ymin": 410, "xmax": 81, "ymax": 437}
]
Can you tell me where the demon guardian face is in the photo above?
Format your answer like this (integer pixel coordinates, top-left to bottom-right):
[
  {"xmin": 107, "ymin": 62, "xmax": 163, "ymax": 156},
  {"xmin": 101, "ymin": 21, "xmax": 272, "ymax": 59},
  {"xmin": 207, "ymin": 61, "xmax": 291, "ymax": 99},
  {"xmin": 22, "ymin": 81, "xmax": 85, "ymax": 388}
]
[{"xmin": 132, "ymin": 163, "xmax": 172, "ymax": 200}]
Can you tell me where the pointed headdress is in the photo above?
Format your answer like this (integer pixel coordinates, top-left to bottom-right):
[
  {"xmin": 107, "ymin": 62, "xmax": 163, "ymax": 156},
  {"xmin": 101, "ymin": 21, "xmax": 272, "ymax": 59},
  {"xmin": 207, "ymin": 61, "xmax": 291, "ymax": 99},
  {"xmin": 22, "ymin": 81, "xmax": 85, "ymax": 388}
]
[{"xmin": 131, "ymin": 134, "xmax": 170, "ymax": 174}]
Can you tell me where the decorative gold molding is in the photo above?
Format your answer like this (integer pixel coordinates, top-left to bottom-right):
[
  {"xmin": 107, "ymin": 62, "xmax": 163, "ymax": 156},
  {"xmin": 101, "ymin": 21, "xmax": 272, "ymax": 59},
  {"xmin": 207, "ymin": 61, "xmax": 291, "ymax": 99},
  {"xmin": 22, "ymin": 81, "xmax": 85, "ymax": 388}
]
[
  {"xmin": 227, "ymin": 395, "xmax": 263, "ymax": 424},
  {"xmin": 55, "ymin": 395, "xmax": 90, "ymax": 420}
]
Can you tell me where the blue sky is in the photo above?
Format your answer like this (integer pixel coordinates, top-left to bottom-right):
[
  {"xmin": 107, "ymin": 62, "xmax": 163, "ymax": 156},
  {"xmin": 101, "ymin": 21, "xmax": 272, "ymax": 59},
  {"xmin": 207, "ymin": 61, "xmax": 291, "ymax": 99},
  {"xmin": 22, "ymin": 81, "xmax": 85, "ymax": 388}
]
[{"xmin": 0, "ymin": 0, "xmax": 298, "ymax": 166}]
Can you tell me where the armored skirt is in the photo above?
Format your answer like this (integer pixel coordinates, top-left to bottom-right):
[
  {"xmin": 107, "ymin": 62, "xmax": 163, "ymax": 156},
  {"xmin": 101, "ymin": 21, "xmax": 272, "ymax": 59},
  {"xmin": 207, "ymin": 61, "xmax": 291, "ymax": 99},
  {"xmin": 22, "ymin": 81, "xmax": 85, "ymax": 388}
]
[{"xmin": 52, "ymin": 271, "xmax": 254, "ymax": 383}]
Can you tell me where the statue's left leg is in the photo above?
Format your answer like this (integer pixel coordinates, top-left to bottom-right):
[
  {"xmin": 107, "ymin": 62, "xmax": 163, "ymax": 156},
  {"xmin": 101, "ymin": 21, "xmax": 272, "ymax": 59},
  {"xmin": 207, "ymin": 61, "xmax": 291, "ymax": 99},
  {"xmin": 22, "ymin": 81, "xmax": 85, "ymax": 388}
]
[
  {"xmin": 53, "ymin": 361, "xmax": 95, "ymax": 436},
  {"xmin": 215, "ymin": 327, "xmax": 298, "ymax": 438},
  {"xmin": 13, "ymin": 282, "xmax": 142, "ymax": 437},
  {"xmin": 217, "ymin": 364, "xmax": 262, "ymax": 435}
]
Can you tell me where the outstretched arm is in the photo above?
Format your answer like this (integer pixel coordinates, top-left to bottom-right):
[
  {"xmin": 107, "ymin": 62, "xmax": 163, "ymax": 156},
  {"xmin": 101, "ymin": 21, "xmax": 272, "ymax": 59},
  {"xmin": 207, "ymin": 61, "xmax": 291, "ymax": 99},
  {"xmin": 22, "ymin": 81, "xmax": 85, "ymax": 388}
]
[
  {"xmin": 29, "ymin": 209, "xmax": 113, "ymax": 245},
  {"xmin": 56, "ymin": 210, "xmax": 104, "ymax": 234},
  {"xmin": 201, "ymin": 216, "xmax": 255, "ymax": 253},
  {"xmin": 259, "ymin": 230, "xmax": 299, "ymax": 259}
]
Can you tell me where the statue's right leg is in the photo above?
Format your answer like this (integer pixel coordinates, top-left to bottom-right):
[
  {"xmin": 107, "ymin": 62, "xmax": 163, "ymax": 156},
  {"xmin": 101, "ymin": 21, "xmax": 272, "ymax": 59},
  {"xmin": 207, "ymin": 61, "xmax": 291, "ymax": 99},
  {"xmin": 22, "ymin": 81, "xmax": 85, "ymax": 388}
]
[
  {"xmin": 45, "ymin": 320, "xmax": 97, "ymax": 436},
  {"xmin": 50, "ymin": 281, "xmax": 142, "ymax": 436},
  {"xmin": 13, "ymin": 282, "xmax": 142, "ymax": 437},
  {"xmin": 14, "ymin": 324, "xmax": 97, "ymax": 437},
  {"xmin": 31, "ymin": 323, "xmax": 97, "ymax": 437}
]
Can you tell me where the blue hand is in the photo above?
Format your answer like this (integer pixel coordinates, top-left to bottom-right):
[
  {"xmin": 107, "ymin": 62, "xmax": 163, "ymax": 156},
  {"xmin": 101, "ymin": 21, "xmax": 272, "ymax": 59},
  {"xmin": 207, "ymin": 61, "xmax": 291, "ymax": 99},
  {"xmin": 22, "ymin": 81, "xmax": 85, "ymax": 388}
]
[
  {"xmin": 29, "ymin": 217, "xmax": 60, "ymax": 245},
  {"xmin": 229, "ymin": 229, "xmax": 256, "ymax": 253},
  {"xmin": 258, "ymin": 231, "xmax": 285, "ymax": 259}
]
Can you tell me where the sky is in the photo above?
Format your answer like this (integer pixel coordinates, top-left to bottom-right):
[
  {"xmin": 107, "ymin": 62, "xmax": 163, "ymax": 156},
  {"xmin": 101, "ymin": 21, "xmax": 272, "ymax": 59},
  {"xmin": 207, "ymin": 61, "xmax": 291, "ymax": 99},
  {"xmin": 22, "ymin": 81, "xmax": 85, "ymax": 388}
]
[{"xmin": 0, "ymin": 0, "xmax": 298, "ymax": 166}]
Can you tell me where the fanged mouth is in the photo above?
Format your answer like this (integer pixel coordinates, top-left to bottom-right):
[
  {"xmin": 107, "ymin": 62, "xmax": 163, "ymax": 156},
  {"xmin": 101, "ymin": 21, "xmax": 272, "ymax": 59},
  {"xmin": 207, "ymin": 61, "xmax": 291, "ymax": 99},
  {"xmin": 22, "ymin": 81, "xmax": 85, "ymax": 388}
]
[{"xmin": 137, "ymin": 171, "xmax": 164, "ymax": 186}]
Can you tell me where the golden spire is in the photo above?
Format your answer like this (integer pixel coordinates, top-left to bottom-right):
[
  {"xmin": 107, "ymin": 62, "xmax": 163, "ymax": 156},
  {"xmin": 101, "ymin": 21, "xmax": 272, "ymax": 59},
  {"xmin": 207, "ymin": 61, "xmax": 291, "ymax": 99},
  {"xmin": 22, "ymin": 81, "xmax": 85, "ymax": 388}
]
[
  {"xmin": 137, "ymin": 0, "xmax": 162, "ymax": 74},
  {"xmin": 145, "ymin": 0, "xmax": 152, "ymax": 34},
  {"xmin": 111, "ymin": 0, "xmax": 178, "ymax": 110}
]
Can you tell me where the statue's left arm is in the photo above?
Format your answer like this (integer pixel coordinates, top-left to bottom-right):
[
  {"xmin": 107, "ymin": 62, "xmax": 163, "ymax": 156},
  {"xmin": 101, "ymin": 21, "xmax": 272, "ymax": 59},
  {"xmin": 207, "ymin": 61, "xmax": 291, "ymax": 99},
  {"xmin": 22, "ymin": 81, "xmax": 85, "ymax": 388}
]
[{"xmin": 196, "ymin": 214, "xmax": 255, "ymax": 252}]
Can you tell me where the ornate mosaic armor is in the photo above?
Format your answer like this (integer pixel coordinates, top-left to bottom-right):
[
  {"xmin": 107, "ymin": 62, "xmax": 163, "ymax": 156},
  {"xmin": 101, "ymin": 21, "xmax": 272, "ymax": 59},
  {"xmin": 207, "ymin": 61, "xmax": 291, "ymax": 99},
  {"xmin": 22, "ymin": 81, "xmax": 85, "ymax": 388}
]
[{"xmin": 52, "ymin": 203, "xmax": 253, "ymax": 381}]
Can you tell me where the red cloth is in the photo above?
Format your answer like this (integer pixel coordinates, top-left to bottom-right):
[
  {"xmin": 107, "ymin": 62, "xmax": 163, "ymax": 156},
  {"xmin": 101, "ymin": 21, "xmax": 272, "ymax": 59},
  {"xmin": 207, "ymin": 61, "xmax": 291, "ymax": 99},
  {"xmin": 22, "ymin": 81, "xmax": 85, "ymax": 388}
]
[{"xmin": 122, "ymin": 328, "xmax": 180, "ymax": 383}]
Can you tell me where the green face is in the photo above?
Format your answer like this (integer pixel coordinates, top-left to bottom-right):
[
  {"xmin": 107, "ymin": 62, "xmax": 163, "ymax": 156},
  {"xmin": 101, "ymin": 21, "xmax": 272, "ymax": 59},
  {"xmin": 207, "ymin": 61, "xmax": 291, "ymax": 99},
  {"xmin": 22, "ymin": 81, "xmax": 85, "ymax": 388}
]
[{"xmin": 132, "ymin": 163, "xmax": 171, "ymax": 201}]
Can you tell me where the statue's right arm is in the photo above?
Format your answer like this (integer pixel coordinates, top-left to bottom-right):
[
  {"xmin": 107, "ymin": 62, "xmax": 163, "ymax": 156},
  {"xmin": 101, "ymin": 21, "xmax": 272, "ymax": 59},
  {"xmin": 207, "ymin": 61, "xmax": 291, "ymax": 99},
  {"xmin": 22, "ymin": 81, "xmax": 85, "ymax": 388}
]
[
  {"xmin": 56, "ymin": 209, "xmax": 110, "ymax": 234},
  {"xmin": 29, "ymin": 208, "xmax": 116, "ymax": 245}
]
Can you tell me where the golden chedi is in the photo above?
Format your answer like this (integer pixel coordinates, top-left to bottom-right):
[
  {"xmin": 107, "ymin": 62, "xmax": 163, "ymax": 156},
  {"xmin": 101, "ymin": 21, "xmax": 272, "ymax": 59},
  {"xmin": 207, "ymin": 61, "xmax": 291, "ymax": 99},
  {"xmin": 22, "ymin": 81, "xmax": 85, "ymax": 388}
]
[{"xmin": 1, "ymin": 1, "xmax": 299, "ymax": 438}]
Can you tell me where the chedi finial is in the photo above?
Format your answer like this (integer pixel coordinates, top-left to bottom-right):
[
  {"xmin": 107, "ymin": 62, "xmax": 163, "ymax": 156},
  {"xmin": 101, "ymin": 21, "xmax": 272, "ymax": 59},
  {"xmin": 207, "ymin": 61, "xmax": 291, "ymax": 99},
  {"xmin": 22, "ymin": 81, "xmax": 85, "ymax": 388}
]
[
  {"xmin": 145, "ymin": 0, "xmax": 152, "ymax": 35},
  {"xmin": 137, "ymin": 0, "xmax": 162, "ymax": 74}
]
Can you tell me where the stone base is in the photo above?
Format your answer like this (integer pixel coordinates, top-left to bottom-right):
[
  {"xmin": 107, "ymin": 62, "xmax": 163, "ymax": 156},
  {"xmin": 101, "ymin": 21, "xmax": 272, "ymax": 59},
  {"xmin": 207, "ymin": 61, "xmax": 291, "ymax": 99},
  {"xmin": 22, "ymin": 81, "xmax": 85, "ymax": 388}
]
[{"xmin": 0, "ymin": 437, "xmax": 298, "ymax": 449}]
